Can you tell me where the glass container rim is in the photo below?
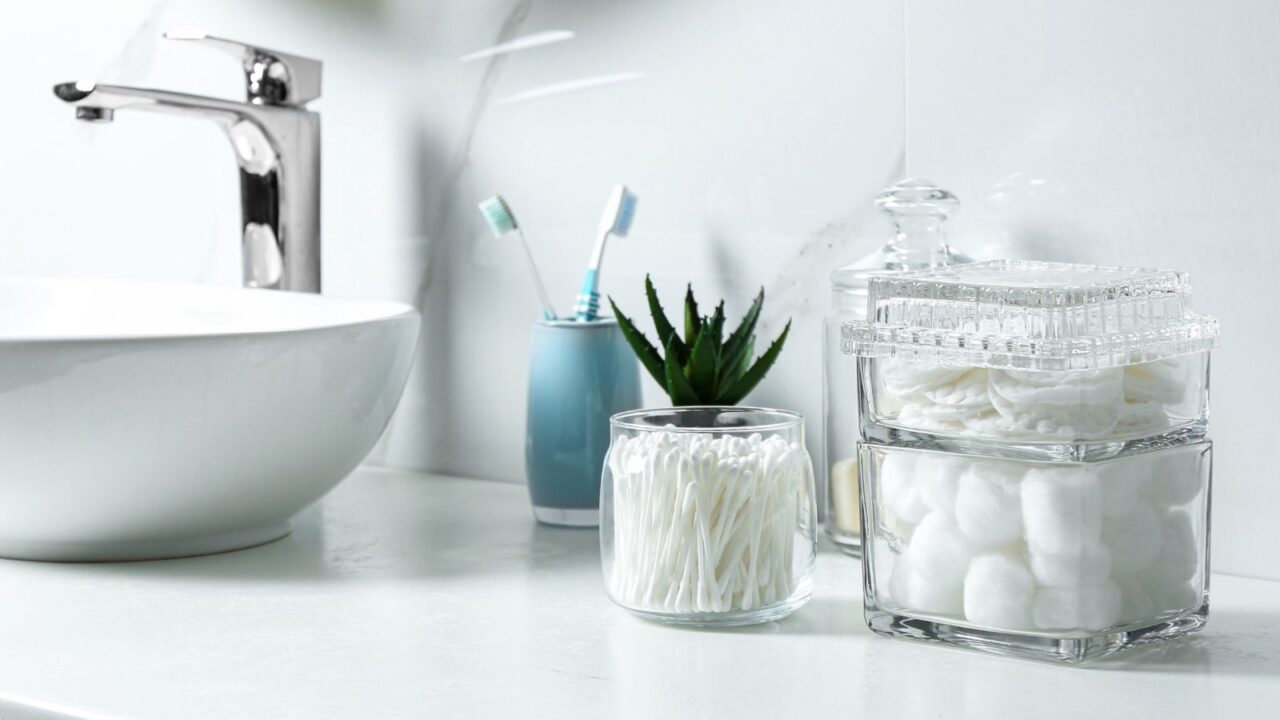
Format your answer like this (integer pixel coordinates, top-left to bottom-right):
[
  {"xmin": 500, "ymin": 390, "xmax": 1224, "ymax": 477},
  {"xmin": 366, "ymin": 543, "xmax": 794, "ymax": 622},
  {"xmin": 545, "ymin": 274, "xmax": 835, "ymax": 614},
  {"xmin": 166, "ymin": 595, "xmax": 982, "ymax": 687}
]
[{"xmin": 609, "ymin": 406, "xmax": 803, "ymax": 434}]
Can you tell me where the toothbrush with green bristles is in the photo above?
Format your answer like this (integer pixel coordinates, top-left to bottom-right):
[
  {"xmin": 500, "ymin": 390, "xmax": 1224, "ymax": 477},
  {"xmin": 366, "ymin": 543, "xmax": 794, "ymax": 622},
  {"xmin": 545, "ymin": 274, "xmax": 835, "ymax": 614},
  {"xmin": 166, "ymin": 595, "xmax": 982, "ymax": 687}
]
[
  {"xmin": 478, "ymin": 194, "xmax": 558, "ymax": 320},
  {"xmin": 574, "ymin": 184, "xmax": 637, "ymax": 322}
]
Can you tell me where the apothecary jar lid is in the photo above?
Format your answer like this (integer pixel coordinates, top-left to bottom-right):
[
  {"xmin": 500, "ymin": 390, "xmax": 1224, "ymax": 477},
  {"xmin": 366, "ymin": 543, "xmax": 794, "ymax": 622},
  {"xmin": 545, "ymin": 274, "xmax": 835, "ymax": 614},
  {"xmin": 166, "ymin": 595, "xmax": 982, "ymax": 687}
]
[{"xmin": 843, "ymin": 260, "xmax": 1219, "ymax": 371}]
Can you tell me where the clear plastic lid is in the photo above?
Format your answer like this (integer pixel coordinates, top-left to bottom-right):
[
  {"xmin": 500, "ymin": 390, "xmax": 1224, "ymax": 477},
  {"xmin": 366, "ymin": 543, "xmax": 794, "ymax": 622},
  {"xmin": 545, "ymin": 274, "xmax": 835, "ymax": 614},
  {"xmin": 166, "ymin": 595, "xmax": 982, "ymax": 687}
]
[{"xmin": 843, "ymin": 260, "xmax": 1219, "ymax": 370}]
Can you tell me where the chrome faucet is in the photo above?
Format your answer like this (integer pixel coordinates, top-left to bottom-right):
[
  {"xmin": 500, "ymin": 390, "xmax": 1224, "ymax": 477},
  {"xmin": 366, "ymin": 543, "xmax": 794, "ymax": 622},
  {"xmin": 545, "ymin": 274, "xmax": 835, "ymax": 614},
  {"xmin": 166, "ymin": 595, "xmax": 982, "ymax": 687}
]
[{"xmin": 54, "ymin": 32, "xmax": 322, "ymax": 293}]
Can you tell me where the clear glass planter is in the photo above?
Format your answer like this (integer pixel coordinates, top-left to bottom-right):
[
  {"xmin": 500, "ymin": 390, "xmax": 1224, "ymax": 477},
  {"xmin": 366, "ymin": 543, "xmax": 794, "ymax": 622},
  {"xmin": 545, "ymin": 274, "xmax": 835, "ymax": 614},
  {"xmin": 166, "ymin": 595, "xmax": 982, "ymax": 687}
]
[
  {"xmin": 601, "ymin": 407, "xmax": 817, "ymax": 626},
  {"xmin": 859, "ymin": 441, "xmax": 1212, "ymax": 663}
]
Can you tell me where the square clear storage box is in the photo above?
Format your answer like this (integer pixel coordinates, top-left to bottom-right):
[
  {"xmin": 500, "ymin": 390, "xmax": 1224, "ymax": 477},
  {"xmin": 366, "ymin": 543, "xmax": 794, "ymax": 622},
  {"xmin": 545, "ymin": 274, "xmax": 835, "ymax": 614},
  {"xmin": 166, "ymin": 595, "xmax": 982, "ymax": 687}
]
[
  {"xmin": 859, "ymin": 440, "xmax": 1212, "ymax": 663},
  {"xmin": 843, "ymin": 261, "xmax": 1219, "ymax": 460}
]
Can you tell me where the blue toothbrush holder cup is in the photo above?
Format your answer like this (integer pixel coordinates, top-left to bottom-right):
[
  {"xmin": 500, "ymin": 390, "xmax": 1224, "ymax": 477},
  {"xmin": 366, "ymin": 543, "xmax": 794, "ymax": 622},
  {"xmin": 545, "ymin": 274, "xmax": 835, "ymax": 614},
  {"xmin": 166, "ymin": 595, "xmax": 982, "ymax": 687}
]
[{"xmin": 527, "ymin": 318, "xmax": 641, "ymax": 527}]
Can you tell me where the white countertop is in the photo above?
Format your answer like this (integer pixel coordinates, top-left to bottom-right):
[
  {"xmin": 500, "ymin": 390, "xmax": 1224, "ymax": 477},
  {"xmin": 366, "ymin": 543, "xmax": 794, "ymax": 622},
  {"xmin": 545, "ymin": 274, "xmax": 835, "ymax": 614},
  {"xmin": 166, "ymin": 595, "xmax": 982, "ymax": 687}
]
[{"xmin": 2, "ymin": 467, "xmax": 1278, "ymax": 720}]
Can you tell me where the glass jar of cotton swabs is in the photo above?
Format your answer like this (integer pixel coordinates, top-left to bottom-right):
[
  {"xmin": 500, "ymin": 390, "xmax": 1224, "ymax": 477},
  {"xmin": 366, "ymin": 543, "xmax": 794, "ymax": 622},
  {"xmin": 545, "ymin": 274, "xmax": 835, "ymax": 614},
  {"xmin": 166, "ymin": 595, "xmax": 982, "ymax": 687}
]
[{"xmin": 600, "ymin": 408, "xmax": 818, "ymax": 626}]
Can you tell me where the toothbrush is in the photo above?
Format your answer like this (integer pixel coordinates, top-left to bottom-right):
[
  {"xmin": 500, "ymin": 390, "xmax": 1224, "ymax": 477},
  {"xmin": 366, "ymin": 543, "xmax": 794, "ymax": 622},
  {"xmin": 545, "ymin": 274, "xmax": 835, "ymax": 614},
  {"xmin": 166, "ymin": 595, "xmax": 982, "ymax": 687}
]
[
  {"xmin": 477, "ymin": 194, "xmax": 558, "ymax": 320},
  {"xmin": 573, "ymin": 184, "xmax": 638, "ymax": 321}
]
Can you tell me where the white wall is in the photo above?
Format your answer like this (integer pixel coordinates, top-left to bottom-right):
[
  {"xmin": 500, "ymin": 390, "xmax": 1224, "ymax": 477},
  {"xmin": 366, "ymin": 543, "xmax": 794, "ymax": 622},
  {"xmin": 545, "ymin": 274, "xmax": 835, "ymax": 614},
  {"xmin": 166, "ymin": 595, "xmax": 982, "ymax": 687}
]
[
  {"xmin": 905, "ymin": 0, "xmax": 1280, "ymax": 580},
  {"xmin": 3, "ymin": 1, "xmax": 1276, "ymax": 580},
  {"xmin": 0, "ymin": 0, "xmax": 905, "ymax": 488}
]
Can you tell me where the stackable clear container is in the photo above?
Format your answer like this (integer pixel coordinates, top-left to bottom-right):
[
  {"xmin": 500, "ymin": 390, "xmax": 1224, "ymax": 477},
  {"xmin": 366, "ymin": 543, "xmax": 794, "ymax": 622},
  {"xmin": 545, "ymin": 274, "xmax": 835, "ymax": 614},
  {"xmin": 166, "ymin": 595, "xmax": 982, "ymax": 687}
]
[
  {"xmin": 845, "ymin": 260, "xmax": 1220, "ymax": 662},
  {"xmin": 860, "ymin": 441, "xmax": 1211, "ymax": 663},
  {"xmin": 847, "ymin": 261, "xmax": 1218, "ymax": 460}
]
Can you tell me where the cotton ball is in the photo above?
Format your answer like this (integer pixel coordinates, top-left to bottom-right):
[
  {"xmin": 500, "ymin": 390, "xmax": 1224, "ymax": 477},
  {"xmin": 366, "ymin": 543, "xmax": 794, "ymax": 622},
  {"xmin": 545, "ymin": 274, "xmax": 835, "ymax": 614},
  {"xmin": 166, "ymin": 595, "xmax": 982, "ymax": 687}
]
[
  {"xmin": 1028, "ymin": 543, "xmax": 1112, "ymax": 587},
  {"xmin": 1117, "ymin": 579, "xmax": 1156, "ymax": 624},
  {"xmin": 1021, "ymin": 466, "xmax": 1102, "ymax": 554},
  {"xmin": 906, "ymin": 512, "xmax": 974, "ymax": 588},
  {"xmin": 1032, "ymin": 580, "xmax": 1123, "ymax": 632},
  {"xmin": 1097, "ymin": 454, "xmax": 1153, "ymax": 519},
  {"xmin": 954, "ymin": 460, "xmax": 1024, "ymax": 549},
  {"xmin": 1150, "ymin": 451, "xmax": 1204, "ymax": 508},
  {"xmin": 1102, "ymin": 505, "xmax": 1163, "ymax": 574},
  {"xmin": 914, "ymin": 453, "xmax": 969, "ymax": 516},
  {"xmin": 880, "ymin": 452, "xmax": 929, "ymax": 525},
  {"xmin": 1140, "ymin": 571, "xmax": 1203, "ymax": 617},
  {"xmin": 888, "ymin": 550, "xmax": 964, "ymax": 617},
  {"xmin": 964, "ymin": 551, "xmax": 1035, "ymax": 630},
  {"xmin": 1152, "ymin": 509, "xmax": 1200, "ymax": 584}
]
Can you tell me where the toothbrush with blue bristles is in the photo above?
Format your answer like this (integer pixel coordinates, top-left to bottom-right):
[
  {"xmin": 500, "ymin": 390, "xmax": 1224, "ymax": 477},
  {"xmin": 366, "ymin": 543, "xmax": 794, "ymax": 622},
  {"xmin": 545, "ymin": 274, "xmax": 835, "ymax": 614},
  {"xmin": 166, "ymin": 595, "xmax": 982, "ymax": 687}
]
[
  {"xmin": 478, "ymin": 194, "xmax": 558, "ymax": 320},
  {"xmin": 574, "ymin": 184, "xmax": 638, "ymax": 321}
]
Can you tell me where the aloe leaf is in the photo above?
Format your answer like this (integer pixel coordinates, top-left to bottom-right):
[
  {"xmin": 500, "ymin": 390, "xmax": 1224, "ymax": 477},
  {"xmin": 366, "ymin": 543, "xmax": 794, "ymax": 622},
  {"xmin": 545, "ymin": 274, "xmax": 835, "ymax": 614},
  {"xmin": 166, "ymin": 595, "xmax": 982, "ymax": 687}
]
[
  {"xmin": 609, "ymin": 296, "xmax": 666, "ymax": 387},
  {"xmin": 720, "ymin": 288, "xmax": 763, "ymax": 380},
  {"xmin": 719, "ymin": 335, "xmax": 754, "ymax": 390},
  {"xmin": 645, "ymin": 275, "xmax": 685, "ymax": 364},
  {"xmin": 717, "ymin": 320, "xmax": 790, "ymax": 405},
  {"xmin": 683, "ymin": 284, "xmax": 701, "ymax": 345},
  {"xmin": 709, "ymin": 301, "xmax": 725, "ymax": 347},
  {"xmin": 686, "ymin": 322, "xmax": 718, "ymax": 401},
  {"xmin": 664, "ymin": 338, "xmax": 701, "ymax": 406}
]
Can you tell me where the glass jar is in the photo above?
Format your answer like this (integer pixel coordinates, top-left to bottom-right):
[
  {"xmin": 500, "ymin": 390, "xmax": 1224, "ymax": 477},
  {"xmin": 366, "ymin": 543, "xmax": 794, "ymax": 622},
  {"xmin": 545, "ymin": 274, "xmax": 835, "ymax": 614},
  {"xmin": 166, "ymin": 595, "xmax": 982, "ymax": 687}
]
[
  {"xmin": 859, "ymin": 354, "xmax": 1210, "ymax": 461},
  {"xmin": 860, "ymin": 441, "xmax": 1211, "ymax": 663},
  {"xmin": 847, "ymin": 259, "xmax": 1221, "ymax": 662},
  {"xmin": 600, "ymin": 407, "xmax": 817, "ymax": 626},
  {"xmin": 846, "ymin": 260, "xmax": 1219, "ymax": 461},
  {"xmin": 824, "ymin": 180, "xmax": 972, "ymax": 555}
]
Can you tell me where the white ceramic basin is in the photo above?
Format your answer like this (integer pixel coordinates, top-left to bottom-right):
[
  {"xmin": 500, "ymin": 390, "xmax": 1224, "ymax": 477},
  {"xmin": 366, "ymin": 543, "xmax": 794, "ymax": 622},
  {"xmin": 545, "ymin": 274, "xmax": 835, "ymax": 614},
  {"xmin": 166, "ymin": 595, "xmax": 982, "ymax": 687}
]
[{"xmin": 0, "ymin": 277, "xmax": 419, "ymax": 561}]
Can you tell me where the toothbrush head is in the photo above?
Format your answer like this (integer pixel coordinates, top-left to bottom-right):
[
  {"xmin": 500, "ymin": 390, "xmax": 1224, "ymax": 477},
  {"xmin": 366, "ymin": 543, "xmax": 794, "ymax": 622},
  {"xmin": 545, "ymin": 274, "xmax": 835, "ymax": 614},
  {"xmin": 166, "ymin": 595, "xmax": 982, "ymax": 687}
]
[
  {"xmin": 478, "ymin": 194, "xmax": 519, "ymax": 237},
  {"xmin": 599, "ymin": 184, "xmax": 638, "ymax": 239}
]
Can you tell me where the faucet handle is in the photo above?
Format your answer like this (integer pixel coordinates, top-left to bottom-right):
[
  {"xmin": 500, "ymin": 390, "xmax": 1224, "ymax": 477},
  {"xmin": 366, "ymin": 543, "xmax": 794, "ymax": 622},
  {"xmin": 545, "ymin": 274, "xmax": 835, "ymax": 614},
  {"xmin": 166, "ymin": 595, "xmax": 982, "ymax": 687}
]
[{"xmin": 163, "ymin": 31, "xmax": 322, "ymax": 107}]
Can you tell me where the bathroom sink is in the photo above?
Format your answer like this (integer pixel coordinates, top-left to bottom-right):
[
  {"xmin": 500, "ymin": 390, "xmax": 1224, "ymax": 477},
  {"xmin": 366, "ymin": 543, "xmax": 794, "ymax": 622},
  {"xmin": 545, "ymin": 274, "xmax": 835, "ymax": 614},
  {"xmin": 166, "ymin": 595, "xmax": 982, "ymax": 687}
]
[{"xmin": 0, "ymin": 277, "xmax": 419, "ymax": 561}]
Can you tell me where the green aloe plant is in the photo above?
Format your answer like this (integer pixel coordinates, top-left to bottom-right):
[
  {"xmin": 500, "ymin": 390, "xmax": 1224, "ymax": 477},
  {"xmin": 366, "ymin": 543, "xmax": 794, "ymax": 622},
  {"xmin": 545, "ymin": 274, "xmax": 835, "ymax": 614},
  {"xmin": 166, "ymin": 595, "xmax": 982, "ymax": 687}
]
[{"xmin": 609, "ymin": 276, "xmax": 791, "ymax": 406}]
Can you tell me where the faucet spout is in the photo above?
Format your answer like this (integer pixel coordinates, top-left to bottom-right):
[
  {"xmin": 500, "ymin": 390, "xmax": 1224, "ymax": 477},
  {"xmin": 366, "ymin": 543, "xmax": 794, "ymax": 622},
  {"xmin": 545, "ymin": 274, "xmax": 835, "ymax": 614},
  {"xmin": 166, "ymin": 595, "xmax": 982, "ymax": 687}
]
[
  {"xmin": 55, "ymin": 81, "xmax": 244, "ymax": 124},
  {"xmin": 51, "ymin": 38, "xmax": 322, "ymax": 294}
]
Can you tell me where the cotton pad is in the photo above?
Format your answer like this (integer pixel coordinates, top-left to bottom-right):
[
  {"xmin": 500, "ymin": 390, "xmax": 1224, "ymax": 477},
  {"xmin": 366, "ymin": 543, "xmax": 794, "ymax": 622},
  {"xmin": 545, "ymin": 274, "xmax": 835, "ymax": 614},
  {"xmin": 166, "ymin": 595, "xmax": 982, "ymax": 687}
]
[
  {"xmin": 897, "ymin": 403, "xmax": 968, "ymax": 433},
  {"xmin": 1115, "ymin": 401, "xmax": 1170, "ymax": 435},
  {"xmin": 1028, "ymin": 542, "xmax": 1112, "ymax": 587},
  {"xmin": 1032, "ymin": 580, "xmax": 1123, "ymax": 631},
  {"xmin": 1124, "ymin": 359, "xmax": 1187, "ymax": 405},
  {"xmin": 1021, "ymin": 466, "xmax": 1103, "ymax": 555},
  {"xmin": 989, "ymin": 368, "xmax": 1124, "ymax": 437},
  {"xmin": 906, "ymin": 512, "xmax": 974, "ymax": 588},
  {"xmin": 960, "ymin": 411, "xmax": 1019, "ymax": 436},
  {"xmin": 954, "ymin": 460, "xmax": 1024, "ymax": 549},
  {"xmin": 923, "ymin": 369, "xmax": 994, "ymax": 413},
  {"xmin": 880, "ymin": 452, "xmax": 929, "ymax": 525},
  {"xmin": 914, "ymin": 453, "xmax": 969, "ymax": 516},
  {"xmin": 1102, "ymin": 504, "xmax": 1163, "ymax": 574},
  {"xmin": 888, "ymin": 549, "xmax": 964, "ymax": 617},
  {"xmin": 881, "ymin": 360, "xmax": 972, "ymax": 400},
  {"xmin": 964, "ymin": 551, "xmax": 1035, "ymax": 630}
]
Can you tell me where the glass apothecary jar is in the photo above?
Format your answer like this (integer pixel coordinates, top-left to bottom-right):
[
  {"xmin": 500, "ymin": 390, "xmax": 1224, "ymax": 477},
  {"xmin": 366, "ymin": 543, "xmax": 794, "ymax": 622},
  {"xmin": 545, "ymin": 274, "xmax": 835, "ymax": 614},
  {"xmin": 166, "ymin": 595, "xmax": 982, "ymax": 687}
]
[
  {"xmin": 860, "ymin": 441, "xmax": 1212, "ymax": 663},
  {"xmin": 824, "ymin": 180, "xmax": 972, "ymax": 556},
  {"xmin": 600, "ymin": 407, "xmax": 817, "ymax": 626},
  {"xmin": 846, "ymin": 260, "xmax": 1219, "ymax": 461}
]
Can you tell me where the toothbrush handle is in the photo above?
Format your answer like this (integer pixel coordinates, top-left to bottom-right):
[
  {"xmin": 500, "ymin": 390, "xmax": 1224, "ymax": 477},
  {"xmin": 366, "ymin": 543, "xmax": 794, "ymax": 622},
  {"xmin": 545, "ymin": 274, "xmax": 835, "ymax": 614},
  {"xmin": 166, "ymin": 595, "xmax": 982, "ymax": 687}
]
[
  {"xmin": 517, "ymin": 232, "xmax": 558, "ymax": 320},
  {"xmin": 573, "ymin": 269, "xmax": 600, "ymax": 321}
]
